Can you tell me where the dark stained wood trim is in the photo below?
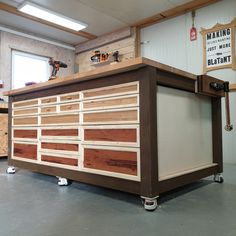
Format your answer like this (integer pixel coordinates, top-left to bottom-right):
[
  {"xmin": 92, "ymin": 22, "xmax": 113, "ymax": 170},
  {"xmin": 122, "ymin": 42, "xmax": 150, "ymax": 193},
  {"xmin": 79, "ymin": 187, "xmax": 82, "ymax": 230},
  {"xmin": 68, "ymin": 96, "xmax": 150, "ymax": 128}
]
[
  {"xmin": 8, "ymin": 159, "xmax": 140, "ymax": 195},
  {"xmin": 156, "ymin": 69, "xmax": 196, "ymax": 92},
  {"xmin": 8, "ymin": 97, "xmax": 12, "ymax": 161},
  {"xmin": 132, "ymin": 0, "xmax": 221, "ymax": 29},
  {"xmin": 156, "ymin": 165, "xmax": 218, "ymax": 195},
  {"xmin": 0, "ymin": 2, "xmax": 97, "ymax": 40},
  {"xmin": 0, "ymin": 108, "xmax": 8, "ymax": 113},
  {"xmin": 212, "ymin": 98, "xmax": 223, "ymax": 173},
  {"xmin": 139, "ymin": 66, "xmax": 158, "ymax": 197},
  {"xmin": 12, "ymin": 68, "xmax": 143, "ymax": 102}
]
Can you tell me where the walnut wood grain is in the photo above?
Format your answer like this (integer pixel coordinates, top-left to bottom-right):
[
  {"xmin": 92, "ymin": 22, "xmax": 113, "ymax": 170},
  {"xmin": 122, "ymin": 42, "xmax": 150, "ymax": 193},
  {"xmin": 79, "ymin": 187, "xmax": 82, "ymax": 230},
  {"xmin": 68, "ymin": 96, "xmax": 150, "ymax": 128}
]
[
  {"xmin": 41, "ymin": 114, "xmax": 79, "ymax": 124},
  {"xmin": 83, "ymin": 110, "xmax": 137, "ymax": 123},
  {"xmin": 14, "ymin": 130, "xmax": 37, "ymax": 139},
  {"xmin": 84, "ymin": 148, "xmax": 137, "ymax": 175},
  {"xmin": 83, "ymin": 96, "xmax": 137, "ymax": 109},
  {"xmin": 41, "ymin": 142, "xmax": 79, "ymax": 152},
  {"xmin": 84, "ymin": 129, "xmax": 137, "ymax": 142},
  {"xmin": 13, "ymin": 143, "xmax": 37, "ymax": 159},
  {"xmin": 41, "ymin": 155, "xmax": 78, "ymax": 166},
  {"xmin": 41, "ymin": 129, "xmax": 78, "ymax": 137}
]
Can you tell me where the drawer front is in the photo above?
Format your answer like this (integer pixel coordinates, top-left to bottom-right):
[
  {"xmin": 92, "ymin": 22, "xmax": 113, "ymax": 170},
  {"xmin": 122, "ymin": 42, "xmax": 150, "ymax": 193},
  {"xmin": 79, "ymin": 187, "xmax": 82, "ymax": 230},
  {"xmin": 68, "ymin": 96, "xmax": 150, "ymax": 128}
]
[
  {"xmin": 82, "ymin": 146, "xmax": 139, "ymax": 178},
  {"xmin": 41, "ymin": 114, "xmax": 80, "ymax": 125},
  {"xmin": 13, "ymin": 99, "xmax": 38, "ymax": 108},
  {"xmin": 41, "ymin": 128, "xmax": 79, "ymax": 139},
  {"xmin": 13, "ymin": 142, "xmax": 37, "ymax": 160},
  {"xmin": 83, "ymin": 126, "xmax": 139, "ymax": 147},
  {"xmin": 83, "ymin": 109, "xmax": 138, "ymax": 124},
  {"xmin": 13, "ymin": 117, "xmax": 38, "ymax": 126},
  {"xmin": 83, "ymin": 95, "xmax": 138, "ymax": 111},
  {"xmin": 60, "ymin": 103, "xmax": 80, "ymax": 112},
  {"xmin": 13, "ymin": 129, "xmax": 37, "ymax": 140},
  {"xmin": 82, "ymin": 82, "xmax": 139, "ymax": 100},
  {"xmin": 41, "ymin": 141, "xmax": 79, "ymax": 152},
  {"xmin": 41, "ymin": 154, "xmax": 78, "ymax": 166},
  {"xmin": 41, "ymin": 106, "xmax": 57, "ymax": 114},
  {"xmin": 60, "ymin": 93, "xmax": 80, "ymax": 102},
  {"xmin": 13, "ymin": 108, "xmax": 38, "ymax": 116},
  {"xmin": 41, "ymin": 96, "xmax": 57, "ymax": 105}
]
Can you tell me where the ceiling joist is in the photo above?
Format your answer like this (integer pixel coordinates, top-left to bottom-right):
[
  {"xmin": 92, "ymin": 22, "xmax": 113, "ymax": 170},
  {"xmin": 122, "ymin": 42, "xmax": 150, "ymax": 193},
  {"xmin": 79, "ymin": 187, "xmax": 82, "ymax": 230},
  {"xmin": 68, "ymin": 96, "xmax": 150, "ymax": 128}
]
[
  {"xmin": 0, "ymin": 2, "xmax": 97, "ymax": 40},
  {"xmin": 132, "ymin": 0, "xmax": 221, "ymax": 28}
]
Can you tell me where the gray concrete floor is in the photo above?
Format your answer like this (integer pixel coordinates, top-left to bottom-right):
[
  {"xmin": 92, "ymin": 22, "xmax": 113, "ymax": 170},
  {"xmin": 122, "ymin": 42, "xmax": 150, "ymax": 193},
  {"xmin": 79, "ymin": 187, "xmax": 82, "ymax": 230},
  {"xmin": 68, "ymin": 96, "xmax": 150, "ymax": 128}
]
[{"xmin": 0, "ymin": 158, "xmax": 235, "ymax": 236}]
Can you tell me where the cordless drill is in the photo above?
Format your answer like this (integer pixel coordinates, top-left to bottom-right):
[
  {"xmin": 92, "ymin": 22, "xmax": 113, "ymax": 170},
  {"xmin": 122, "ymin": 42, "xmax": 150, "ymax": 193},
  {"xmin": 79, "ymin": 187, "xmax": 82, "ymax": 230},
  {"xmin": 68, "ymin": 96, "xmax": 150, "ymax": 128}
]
[{"xmin": 49, "ymin": 58, "xmax": 68, "ymax": 80}]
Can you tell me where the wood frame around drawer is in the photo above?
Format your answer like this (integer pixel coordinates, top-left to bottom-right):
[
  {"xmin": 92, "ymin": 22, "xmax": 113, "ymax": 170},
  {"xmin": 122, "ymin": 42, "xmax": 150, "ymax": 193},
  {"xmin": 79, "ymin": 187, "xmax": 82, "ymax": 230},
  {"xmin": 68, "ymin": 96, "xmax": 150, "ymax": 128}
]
[
  {"xmin": 80, "ymin": 145, "xmax": 140, "ymax": 181},
  {"xmin": 12, "ymin": 98, "xmax": 39, "ymax": 109},
  {"xmin": 12, "ymin": 127, "xmax": 38, "ymax": 142},
  {"xmin": 82, "ymin": 94, "xmax": 139, "ymax": 111},
  {"xmin": 82, "ymin": 125, "xmax": 140, "ymax": 147},
  {"xmin": 82, "ymin": 81, "xmax": 139, "ymax": 101}
]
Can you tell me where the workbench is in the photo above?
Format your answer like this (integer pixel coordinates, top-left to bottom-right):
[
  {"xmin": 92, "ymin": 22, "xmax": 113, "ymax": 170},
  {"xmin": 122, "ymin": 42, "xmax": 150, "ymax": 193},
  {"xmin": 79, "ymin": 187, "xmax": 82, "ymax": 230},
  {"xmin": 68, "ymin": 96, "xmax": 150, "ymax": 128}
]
[{"xmin": 4, "ymin": 57, "xmax": 225, "ymax": 210}]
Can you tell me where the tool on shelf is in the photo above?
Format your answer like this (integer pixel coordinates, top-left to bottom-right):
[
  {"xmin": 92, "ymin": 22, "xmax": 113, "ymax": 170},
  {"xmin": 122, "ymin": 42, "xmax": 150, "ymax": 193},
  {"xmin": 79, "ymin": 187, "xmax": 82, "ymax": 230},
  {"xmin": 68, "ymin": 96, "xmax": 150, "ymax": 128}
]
[
  {"xmin": 210, "ymin": 81, "xmax": 233, "ymax": 131},
  {"xmin": 49, "ymin": 58, "xmax": 68, "ymax": 80}
]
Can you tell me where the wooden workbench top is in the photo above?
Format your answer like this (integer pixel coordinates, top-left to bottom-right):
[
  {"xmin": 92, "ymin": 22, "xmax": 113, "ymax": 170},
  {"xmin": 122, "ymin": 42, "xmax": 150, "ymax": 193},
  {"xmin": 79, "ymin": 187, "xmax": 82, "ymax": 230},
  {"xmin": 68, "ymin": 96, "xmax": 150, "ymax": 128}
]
[
  {"xmin": 3, "ymin": 57, "xmax": 197, "ymax": 96},
  {"xmin": 230, "ymin": 84, "xmax": 236, "ymax": 92}
]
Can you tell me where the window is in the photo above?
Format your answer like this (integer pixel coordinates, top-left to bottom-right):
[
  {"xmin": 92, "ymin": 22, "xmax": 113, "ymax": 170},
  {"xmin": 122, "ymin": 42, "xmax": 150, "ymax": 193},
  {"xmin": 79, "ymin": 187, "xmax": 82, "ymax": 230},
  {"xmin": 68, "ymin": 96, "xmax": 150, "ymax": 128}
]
[{"xmin": 12, "ymin": 50, "xmax": 50, "ymax": 89}]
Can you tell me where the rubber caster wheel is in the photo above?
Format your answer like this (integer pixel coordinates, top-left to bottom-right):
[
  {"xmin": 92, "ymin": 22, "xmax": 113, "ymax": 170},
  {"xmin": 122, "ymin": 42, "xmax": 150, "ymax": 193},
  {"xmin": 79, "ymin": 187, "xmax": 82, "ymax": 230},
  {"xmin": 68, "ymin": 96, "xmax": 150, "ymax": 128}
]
[
  {"xmin": 6, "ymin": 166, "xmax": 16, "ymax": 174},
  {"xmin": 141, "ymin": 197, "xmax": 158, "ymax": 211},
  {"xmin": 57, "ymin": 177, "xmax": 69, "ymax": 186},
  {"xmin": 214, "ymin": 174, "xmax": 224, "ymax": 183}
]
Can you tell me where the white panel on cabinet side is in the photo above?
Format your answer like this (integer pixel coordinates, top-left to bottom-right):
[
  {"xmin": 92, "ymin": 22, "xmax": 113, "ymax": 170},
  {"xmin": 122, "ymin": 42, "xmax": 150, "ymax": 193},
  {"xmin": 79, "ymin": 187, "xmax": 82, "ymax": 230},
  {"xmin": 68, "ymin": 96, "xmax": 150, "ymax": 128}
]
[{"xmin": 157, "ymin": 86, "xmax": 213, "ymax": 181}]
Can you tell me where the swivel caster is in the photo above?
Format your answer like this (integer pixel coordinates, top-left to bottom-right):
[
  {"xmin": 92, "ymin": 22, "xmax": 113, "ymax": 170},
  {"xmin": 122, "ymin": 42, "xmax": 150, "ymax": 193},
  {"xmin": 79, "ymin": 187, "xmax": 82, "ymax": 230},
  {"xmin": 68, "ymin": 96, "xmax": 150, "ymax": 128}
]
[
  {"xmin": 214, "ymin": 173, "xmax": 224, "ymax": 183},
  {"xmin": 141, "ymin": 196, "xmax": 158, "ymax": 211},
  {"xmin": 57, "ymin": 177, "xmax": 69, "ymax": 186},
  {"xmin": 6, "ymin": 166, "xmax": 16, "ymax": 174}
]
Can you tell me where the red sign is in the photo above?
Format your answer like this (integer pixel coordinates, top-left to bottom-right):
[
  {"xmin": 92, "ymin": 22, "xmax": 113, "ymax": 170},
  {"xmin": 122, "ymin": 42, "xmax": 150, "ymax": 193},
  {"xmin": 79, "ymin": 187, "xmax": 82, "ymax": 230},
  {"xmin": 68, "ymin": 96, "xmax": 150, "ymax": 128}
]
[{"xmin": 190, "ymin": 27, "xmax": 197, "ymax": 41}]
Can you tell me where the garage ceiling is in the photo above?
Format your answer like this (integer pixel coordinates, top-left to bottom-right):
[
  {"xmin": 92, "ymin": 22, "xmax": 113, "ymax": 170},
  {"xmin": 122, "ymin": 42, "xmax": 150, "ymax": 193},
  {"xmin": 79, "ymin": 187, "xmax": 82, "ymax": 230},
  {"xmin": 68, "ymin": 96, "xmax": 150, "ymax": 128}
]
[{"xmin": 0, "ymin": 0, "xmax": 217, "ymax": 46}]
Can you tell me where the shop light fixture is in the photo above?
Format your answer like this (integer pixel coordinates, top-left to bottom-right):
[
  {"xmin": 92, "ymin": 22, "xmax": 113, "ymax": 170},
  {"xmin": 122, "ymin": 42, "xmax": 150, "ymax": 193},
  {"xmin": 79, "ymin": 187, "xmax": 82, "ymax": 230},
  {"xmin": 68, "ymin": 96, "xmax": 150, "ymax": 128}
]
[{"xmin": 18, "ymin": 2, "xmax": 87, "ymax": 31}]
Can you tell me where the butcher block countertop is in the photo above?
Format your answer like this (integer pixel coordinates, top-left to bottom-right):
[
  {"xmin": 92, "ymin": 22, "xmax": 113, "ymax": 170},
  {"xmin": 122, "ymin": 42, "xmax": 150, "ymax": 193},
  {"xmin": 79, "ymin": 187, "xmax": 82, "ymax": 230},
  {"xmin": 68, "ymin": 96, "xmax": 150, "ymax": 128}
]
[{"xmin": 4, "ymin": 57, "xmax": 197, "ymax": 97}]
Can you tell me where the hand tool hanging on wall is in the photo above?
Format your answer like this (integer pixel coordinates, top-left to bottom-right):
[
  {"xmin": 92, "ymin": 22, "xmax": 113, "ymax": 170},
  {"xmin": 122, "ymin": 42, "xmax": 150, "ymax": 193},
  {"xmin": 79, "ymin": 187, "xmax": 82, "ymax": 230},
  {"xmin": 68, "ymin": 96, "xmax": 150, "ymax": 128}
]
[
  {"xmin": 210, "ymin": 81, "xmax": 233, "ymax": 131},
  {"xmin": 49, "ymin": 58, "xmax": 68, "ymax": 80}
]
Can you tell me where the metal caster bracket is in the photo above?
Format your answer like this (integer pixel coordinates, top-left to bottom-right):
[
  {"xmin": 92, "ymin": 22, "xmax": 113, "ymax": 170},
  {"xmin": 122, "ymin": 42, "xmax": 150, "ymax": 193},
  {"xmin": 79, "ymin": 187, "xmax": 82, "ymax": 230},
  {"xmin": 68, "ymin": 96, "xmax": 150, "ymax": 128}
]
[
  {"xmin": 214, "ymin": 173, "xmax": 224, "ymax": 183},
  {"xmin": 141, "ymin": 196, "xmax": 159, "ymax": 211},
  {"xmin": 6, "ymin": 166, "xmax": 16, "ymax": 174},
  {"xmin": 57, "ymin": 177, "xmax": 69, "ymax": 186}
]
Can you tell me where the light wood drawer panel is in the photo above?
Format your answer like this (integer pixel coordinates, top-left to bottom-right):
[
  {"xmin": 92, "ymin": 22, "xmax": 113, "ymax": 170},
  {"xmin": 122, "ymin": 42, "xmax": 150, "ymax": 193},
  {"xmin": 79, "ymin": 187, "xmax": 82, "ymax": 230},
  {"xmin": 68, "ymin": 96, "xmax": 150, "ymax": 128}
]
[
  {"xmin": 83, "ymin": 83, "xmax": 138, "ymax": 99},
  {"xmin": 60, "ymin": 103, "xmax": 80, "ymax": 112},
  {"xmin": 83, "ymin": 148, "xmax": 137, "ymax": 176},
  {"xmin": 13, "ymin": 108, "xmax": 38, "ymax": 116},
  {"xmin": 13, "ymin": 129, "xmax": 37, "ymax": 139},
  {"xmin": 41, "ymin": 97, "xmax": 57, "ymax": 104},
  {"xmin": 60, "ymin": 93, "xmax": 80, "ymax": 102},
  {"xmin": 13, "ymin": 142, "xmax": 37, "ymax": 160},
  {"xmin": 84, "ymin": 128, "xmax": 137, "ymax": 143},
  {"xmin": 41, "ymin": 142, "xmax": 79, "ymax": 152},
  {"xmin": 41, "ymin": 106, "xmax": 56, "ymax": 114},
  {"xmin": 83, "ymin": 110, "xmax": 138, "ymax": 124},
  {"xmin": 41, "ymin": 154, "xmax": 78, "ymax": 166},
  {"xmin": 13, "ymin": 117, "xmax": 38, "ymax": 126},
  {"xmin": 41, "ymin": 129, "xmax": 79, "ymax": 137},
  {"xmin": 13, "ymin": 100, "xmax": 38, "ymax": 108},
  {"xmin": 83, "ymin": 96, "xmax": 138, "ymax": 110},
  {"xmin": 41, "ymin": 114, "xmax": 79, "ymax": 125}
]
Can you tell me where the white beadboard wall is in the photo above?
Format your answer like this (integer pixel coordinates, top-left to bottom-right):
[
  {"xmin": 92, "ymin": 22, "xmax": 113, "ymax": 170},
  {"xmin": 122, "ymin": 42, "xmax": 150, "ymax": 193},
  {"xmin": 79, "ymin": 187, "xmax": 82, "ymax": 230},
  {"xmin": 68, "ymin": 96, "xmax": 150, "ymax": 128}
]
[{"xmin": 141, "ymin": 0, "xmax": 236, "ymax": 163}]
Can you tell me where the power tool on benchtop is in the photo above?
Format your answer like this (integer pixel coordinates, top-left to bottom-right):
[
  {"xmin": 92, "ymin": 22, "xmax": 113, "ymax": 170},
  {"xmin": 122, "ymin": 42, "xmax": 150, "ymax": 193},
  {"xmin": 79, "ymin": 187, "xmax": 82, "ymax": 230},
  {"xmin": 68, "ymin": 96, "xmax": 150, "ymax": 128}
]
[{"xmin": 49, "ymin": 58, "xmax": 68, "ymax": 80}]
